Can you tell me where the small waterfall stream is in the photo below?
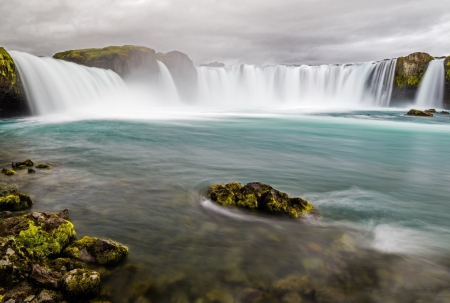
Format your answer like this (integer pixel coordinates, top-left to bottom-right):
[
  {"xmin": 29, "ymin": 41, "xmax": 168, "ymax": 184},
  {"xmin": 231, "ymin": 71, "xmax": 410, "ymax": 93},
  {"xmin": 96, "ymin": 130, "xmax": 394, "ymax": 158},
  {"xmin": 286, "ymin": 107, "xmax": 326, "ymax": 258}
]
[{"xmin": 415, "ymin": 59, "xmax": 445, "ymax": 108}]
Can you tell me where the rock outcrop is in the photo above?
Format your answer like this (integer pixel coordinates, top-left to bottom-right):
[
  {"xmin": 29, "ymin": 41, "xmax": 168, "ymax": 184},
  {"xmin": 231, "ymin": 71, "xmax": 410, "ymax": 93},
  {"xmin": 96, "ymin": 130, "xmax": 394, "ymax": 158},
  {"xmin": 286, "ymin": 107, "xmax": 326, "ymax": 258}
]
[
  {"xmin": 405, "ymin": 109, "xmax": 434, "ymax": 117},
  {"xmin": 206, "ymin": 182, "xmax": 315, "ymax": 218},
  {"xmin": 445, "ymin": 56, "xmax": 450, "ymax": 108},
  {"xmin": 156, "ymin": 50, "xmax": 198, "ymax": 101},
  {"xmin": 200, "ymin": 62, "xmax": 225, "ymax": 67},
  {"xmin": 0, "ymin": 47, "xmax": 29, "ymax": 118},
  {"xmin": 391, "ymin": 52, "xmax": 433, "ymax": 104},
  {"xmin": 53, "ymin": 45, "xmax": 159, "ymax": 82}
]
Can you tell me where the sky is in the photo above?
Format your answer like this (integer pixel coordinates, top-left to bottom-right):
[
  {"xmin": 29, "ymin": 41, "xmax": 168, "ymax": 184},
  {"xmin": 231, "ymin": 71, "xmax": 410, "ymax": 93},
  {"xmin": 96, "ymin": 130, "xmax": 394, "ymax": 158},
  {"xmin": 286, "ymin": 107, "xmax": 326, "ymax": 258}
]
[{"xmin": 1, "ymin": 0, "xmax": 449, "ymax": 65}]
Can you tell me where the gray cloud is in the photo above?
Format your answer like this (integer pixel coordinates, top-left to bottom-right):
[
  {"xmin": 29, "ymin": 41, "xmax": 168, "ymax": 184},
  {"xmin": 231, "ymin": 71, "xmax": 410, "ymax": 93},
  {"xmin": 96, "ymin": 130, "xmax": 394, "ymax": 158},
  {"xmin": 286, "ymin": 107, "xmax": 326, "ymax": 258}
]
[{"xmin": 1, "ymin": 0, "xmax": 449, "ymax": 65}]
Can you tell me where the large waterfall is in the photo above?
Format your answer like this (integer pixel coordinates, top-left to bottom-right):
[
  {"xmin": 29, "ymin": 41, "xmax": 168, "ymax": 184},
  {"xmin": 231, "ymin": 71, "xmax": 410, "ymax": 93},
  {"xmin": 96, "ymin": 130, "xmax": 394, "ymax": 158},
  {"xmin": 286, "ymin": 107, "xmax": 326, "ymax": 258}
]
[
  {"xmin": 10, "ymin": 51, "xmax": 128, "ymax": 115},
  {"xmin": 415, "ymin": 59, "xmax": 445, "ymax": 108},
  {"xmin": 196, "ymin": 59, "xmax": 397, "ymax": 108}
]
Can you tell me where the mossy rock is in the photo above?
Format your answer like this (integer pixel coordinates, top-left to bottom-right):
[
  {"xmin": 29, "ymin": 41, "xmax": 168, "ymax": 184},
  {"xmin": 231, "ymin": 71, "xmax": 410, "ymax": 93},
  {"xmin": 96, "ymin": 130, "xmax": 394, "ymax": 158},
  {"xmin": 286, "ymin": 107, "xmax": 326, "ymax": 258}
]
[
  {"xmin": 405, "ymin": 109, "xmax": 433, "ymax": 117},
  {"xmin": 0, "ymin": 212, "xmax": 76, "ymax": 258},
  {"xmin": 64, "ymin": 236, "xmax": 129, "ymax": 265},
  {"xmin": 0, "ymin": 238, "xmax": 33, "ymax": 287},
  {"xmin": 395, "ymin": 52, "xmax": 433, "ymax": 88},
  {"xmin": 1, "ymin": 168, "xmax": 15, "ymax": 176},
  {"xmin": 0, "ymin": 191, "xmax": 32, "ymax": 211},
  {"xmin": 62, "ymin": 268, "xmax": 100, "ymax": 298},
  {"xmin": 207, "ymin": 182, "xmax": 315, "ymax": 218},
  {"xmin": 445, "ymin": 56, "xmax": 450, "ymax": 82},
  {"xmin": 14, "ymin": 159, "xmax": 34, "ymax": 167},
  {"xmin": 35, "ymin": 164, "xmax": 50, "ymax": 169}
]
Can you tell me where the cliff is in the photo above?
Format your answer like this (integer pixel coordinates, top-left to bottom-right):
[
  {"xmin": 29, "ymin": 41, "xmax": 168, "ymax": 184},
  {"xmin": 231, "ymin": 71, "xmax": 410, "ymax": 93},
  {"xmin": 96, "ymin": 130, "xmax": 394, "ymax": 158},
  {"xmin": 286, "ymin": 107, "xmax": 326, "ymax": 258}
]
[
  {"xmin": 0, "ymin": 47, "xmax": 29, "ymax": 118},
  {"xmin": 53, "ymin": 45, "xmax": 159, "ymax": 81},
  {"xmin": 445, "ymin": 56, "xmax": 450, "ymax": 108},
  {"xmin": 391, "ymin": 52, "xmax": 433, "ymax": 104},
  {"xmin": 156, "ymin": 51, "xmax": 197, "ymax": 100}
]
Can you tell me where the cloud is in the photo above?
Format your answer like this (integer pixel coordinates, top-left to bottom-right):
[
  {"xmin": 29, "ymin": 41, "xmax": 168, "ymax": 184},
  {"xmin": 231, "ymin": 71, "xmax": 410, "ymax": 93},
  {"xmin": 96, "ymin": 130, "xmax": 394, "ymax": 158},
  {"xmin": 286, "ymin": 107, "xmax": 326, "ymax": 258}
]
[{"xmin": 1, "ymin": 0, "xmax": 449, "ymax": 65}]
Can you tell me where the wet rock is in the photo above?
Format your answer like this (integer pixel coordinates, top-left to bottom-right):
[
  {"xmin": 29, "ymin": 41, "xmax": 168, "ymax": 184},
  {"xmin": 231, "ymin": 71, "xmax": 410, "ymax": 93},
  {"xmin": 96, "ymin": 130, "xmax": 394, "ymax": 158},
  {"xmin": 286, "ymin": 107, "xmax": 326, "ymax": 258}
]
[
  {"xmin": 62, "ymin": 268, "xmax": 100, "ymax": 298},
  {"xmin": 314, "ymin": 288, "xmax": 347, "ymax": 303},
  {"xmin": 1, "ymin": 168, "xmax": 15, "ymax": 176},
  {"xmin": 35, "ymin": 164, "xmax": 50, "ymax": 169},
  {"xmin": 281, "ymin": 291, "xmax": 303, "ymax": 303},
  {"xmin": 405, "ymin": 109, "xmax": 433, "ymax": 117},
  {"xmin": 0, "ymin": 191, "xmax": 33, "ymax": 211},
  {"xmin": 15, "ymin": 159, "xmax": 34, "ymax": 167},
  {"xmin": 235, "ymin": 288, "xmax": 262, "ymax": 303},
  {"xmin": 207, "ymin": 182, "xmax": 315, "ymax": 218},
  {"xmin": 30, "ymin": 289, "xmax": 63, "ymax": 303},
  {"xmin": 203, "ymin": 290, "xmax": 234, "ymax": 303},
  {"xmin": 0, "ymin": 212, "xmax": 76, "ymax": 258},
  {"xmin": 426, "ymin": 108, "xmax": 437, "ymax": 113},
  {"xmin": 0, "ymin": 238, "xmax": 33, "ymax": 287},
  {"xmin": 49, "ymin": 257, "xmax": 82, "ymax": 274},
  {"xmin": 28, "ymin": 168, "xmax": 36, "ymax": 174},
  {"xmin": 272, "ymin": 275, "xmax": 316, "ymax": 297},
  {"xmin": 441, "ymin": 111, "xmax": 449, "ymax": 114},
  {"xmin": 30, "ymin": 264, "xmax": 62, "ymax": 289},
  {"xmin": 64, "ymin": 236, "xmax": 128, "ymax": 265},
  {"xmin": 57, "ymin": 209, "xmax": 69, "ymax": 220},
  {"xmin": 3, "ymin": 281, "xmax": 35, "ymax": 302}
]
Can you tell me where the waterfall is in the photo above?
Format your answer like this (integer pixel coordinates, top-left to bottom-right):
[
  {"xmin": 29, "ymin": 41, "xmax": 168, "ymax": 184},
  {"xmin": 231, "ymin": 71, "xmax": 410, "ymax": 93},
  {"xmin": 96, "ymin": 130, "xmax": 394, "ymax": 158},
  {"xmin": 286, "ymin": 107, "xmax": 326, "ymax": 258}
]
[
  {"xmin": 10, "ymin": 51, "xmax": 128, "ymax": 115},
  {"xmin": 196, "ymin": 59, "xmax": 397, "ymax": 108},
  {"xmin": 156, "ymin": 61, "xmax": 180, "ymax": 104},
  {"xmin": 415, "ymin": 59, "xmax": 445, "ymax": 108}
]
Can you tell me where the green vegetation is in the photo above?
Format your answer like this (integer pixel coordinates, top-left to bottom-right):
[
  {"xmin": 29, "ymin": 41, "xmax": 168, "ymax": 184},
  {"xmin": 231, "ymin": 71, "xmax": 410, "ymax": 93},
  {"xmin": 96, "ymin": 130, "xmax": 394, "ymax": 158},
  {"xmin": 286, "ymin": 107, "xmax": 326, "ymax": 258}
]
[
  {"xmin": 0, "ymin": 47, "xmax": 17, "ymax": 90},
  {"xmin": 0, "ymin": 192, "xmax": 32, "ymax": 211},
  {"xmin": 207, "ymin": 182, "xmax": 315, "ymax": 218},
  {"xmin": 445, "ymin": 57, "xmax": 450, "ymax": 81},
  {"xmin": 1, "ymin": 168, "xmax": 15, "ymax": 176},
  {"xmin": 62, "ymin": 268, "xmax": 101, "ymax": 298},
  {"xmin": 395, "ymin": 53, "xmax": 433, "ymax": 88},
  {"xmin": 35, "ymin": 163, "xmax": 50, "ymax": 169}
]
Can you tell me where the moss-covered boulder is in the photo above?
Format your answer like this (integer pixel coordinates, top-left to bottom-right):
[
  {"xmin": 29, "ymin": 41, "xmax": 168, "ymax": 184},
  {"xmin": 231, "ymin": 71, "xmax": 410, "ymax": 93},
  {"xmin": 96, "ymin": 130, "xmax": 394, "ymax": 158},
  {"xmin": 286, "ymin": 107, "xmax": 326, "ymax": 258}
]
[
  {"xmin": 64, "ymin": 236, "xmax": 129, "ymax": 265},
  {"xmin": 62, "ymin": 268, "xmax": 100, "ymax": 298},
  {"xmin": 0, "ymin": 212, "xmax": 76, "ymax": 258},
  {"xmin": 405, "ymin": 109, "xmax": 434, "ymax": 117},
  {"xmin": 0, "ymin": 238, "xmax": 33, "ymax": 287},
  {"xmin": 0, "ymin": 47, "xmax": 29, "ymax": 118},
  {"xmin": 207, "ymin": 182, "xmax": 315, "ymax": 218},
  {"xmin": 1, "ymin": 168, "xmax": 15, "ymax": 176},
  {"xmin": 14, "ymin": 159, "xmax": 34, "ymax": 168},
  {"xmin": 0, "ymin": 191, "xmax": 32, "ymax": 211},
  {"xmin": 35, "ymin": 164, "xmax": 50, "ymax": 169},
  {"xmin": 391, "ymin": 52, "xmax": 434, "ymax": 103},
  {"xmin": 53, "ymin": 45, "xmax": 159, "ymax": 81}
]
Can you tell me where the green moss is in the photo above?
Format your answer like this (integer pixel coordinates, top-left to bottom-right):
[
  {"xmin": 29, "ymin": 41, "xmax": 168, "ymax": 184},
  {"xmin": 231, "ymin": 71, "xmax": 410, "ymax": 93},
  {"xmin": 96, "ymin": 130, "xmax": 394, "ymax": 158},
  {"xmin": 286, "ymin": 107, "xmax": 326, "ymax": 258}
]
[
  {"xmin": 15, "ymin": 159, "xmax": 33, "ymax": 167},
  {"xmin": 395, "ymin": 53, "xmax": 433, "ymax": 88},
  {"xmin": 0, "ymin": 192, "xmax": 32, "ymax": 211},
  {"xmin": 0, "ymin": 47, "xmax": 17, "ymax": 89},
  {"xmin": 62, "ymin": 268, "xmax": 101, "ymax": 298},
  {"xmin": 35, "ymin": 164, "xmax": 50, "ymax": 169},
  {"xmin": 1, "ymin": 168, "xmax": 15, "ymax": 176},
  {"xmin": 14, "ymin": 218, "xmax": 76, "ymax": 258},
  {"xmin": 206, "ymin": 183, "xmax": 242, "ymax": 207},
  {"xmin": 64, "ymin": 236, "xmax": 129, "ymax": 265},
  {"xmin": 446, "ymin": 58, "xmax": 450, "ymax": 81}
]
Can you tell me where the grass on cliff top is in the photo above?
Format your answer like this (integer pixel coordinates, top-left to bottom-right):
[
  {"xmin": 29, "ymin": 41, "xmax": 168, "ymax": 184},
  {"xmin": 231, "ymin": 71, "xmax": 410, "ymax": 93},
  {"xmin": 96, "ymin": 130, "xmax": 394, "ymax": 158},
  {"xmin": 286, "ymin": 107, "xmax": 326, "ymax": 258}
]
[
  {"xmin": 0, "ymin": 47, "xmax": 17, "ymax": 87},
  {"xmin": 53, "ymin": 45, "xmax": 155, "ymax": 64}
]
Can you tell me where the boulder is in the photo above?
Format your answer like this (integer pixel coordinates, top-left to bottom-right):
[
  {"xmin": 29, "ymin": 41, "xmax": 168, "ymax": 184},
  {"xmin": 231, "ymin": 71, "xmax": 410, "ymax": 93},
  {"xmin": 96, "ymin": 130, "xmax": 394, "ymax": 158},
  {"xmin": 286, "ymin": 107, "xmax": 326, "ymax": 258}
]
[
  {"xmin": 0, "ymin": 191, "xmax": 33, "ymax": 211},
  {"xmin": 14, "ymin": 159, "xmax": 34, "ymax": 167},
  {"xmin": 35, "ymin": 164, "xmax": 50, "ymax": 169},
  {"xmin": 29, "ymin": 264, "xmax": 62, "ymax": 289},
  {"xmin": 1, "ymin": 168, "xmax": 15, "ymax": 176},
  {"xmin": 0, "ymin": 212, "xmax": 76, "ymax": 258},
  {"xmin": 0, "ymin": 47, "xmax": 29, "ymax": 118},
  {"xmin": 206, "ymin": 182, "xmax": 315, "ymax": 218},
  {"xmin": 391, "ymin": 52, "xmax": 434, "ymax": 103},
  {"xmin": 64, "ymin": 236, "xmax": 129, "ymax": 265},
  {"xmin": 62, "ymin": 268, "xmax": 100, "ymax": 298},
  {"xmin": 30, "ymin": 289, "xmax": 63, "ymax": 303},
  {"xmin": 0, "ymin": 238, "xmax": 33, "ymax": 287},
  {"xmin": 405, "ymin": 109, "xmax": 433, "ymax": 117},
  {"xmin": 3, "ymin": 281, "xmax": 35, "ymax": 302}
]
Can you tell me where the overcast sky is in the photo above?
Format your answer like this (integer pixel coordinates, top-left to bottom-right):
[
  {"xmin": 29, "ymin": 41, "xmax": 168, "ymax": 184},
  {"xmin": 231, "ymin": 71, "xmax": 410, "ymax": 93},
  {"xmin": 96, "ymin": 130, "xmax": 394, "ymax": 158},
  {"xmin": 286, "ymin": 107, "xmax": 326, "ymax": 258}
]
[{"xmin": 1, "ymin": 0, "xmax": 449, "ymax": 65}]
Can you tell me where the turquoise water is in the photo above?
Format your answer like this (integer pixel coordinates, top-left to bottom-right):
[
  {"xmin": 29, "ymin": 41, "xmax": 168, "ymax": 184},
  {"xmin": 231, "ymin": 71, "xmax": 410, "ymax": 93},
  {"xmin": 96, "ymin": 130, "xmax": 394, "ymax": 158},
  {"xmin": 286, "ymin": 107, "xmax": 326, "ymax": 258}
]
[{"xmin": 1, "ymin": 110, "xmax": 450, "ymax": 302}]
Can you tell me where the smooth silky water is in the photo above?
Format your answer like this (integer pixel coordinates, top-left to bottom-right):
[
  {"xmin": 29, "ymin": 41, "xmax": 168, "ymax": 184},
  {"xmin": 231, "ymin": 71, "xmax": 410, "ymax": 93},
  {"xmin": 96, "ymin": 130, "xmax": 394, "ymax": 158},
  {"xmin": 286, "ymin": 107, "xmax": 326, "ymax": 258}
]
[{"xmin": 1, "ymin": 110, "xmax": 450, "ymax": 303}]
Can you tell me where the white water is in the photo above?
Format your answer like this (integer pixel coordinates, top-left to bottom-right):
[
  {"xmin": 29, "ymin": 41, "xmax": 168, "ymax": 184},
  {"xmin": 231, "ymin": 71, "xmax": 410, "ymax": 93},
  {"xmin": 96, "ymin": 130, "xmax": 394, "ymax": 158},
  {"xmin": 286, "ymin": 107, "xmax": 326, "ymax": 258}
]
[
  {"xmin": 10, "ymin": 51, "xmax": 128, "ymax": 115},
  {"xmin": 196, "ymin": 59, "xmax": 397, "ymax": 108},
  {"xmin": 156, "ymin": 60, "xmax": 180, "ymax": 104},
  {"xmin": 415, "ymin": 59, "xmax": 445, "ymax": 108}
]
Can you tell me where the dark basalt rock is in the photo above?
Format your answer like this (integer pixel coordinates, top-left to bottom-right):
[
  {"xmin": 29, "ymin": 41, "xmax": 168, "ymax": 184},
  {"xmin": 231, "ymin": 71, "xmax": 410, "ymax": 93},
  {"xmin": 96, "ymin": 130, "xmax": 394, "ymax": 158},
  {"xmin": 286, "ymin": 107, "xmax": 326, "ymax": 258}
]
[
  {"xmin": 64, "ymin": 236, "xmax": 129, "ymax": 265},
  {"xmin": 207, "ymin": 182, "xmax": 315, "ymax": 218},
  {"xmin": 405, "ymin": 109, "xmax": 434, "ymax": 117},
  {"xmin": 30, "ymin": 264, "xmax": 62, "ymax": 289}
]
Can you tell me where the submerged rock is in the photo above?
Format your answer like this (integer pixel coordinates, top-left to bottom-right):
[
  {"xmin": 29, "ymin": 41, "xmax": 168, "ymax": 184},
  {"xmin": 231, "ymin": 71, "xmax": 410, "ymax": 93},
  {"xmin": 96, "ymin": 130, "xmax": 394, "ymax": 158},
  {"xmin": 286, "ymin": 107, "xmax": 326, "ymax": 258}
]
[
  {"xmin": 14, "ymin": 159, "xmax": 34, "ymax": 167},
  {"xmin": 405, "ymin": 109, "xmax": 433, "ymax": 117},
  {"xmin": 207, "ymin": 182, "xmax": 315, "ymax": 218},
  {"xmin": 62, "ymin": 268, "xmax": 101, "ymax": 298},
  {"xmin": 0, "ymin": 212, "xmax": 76, "ymax": 257},
  {"xmin": 35, "ymin": 164, "xmax": 50, "ymax": 169},
  {"xmin": 0, "ymin": 191, "xmax": 33, "ymax": 211},
  {"xmin": 64, "ymin": 236, "xmax": 129, "ymax": 265}
]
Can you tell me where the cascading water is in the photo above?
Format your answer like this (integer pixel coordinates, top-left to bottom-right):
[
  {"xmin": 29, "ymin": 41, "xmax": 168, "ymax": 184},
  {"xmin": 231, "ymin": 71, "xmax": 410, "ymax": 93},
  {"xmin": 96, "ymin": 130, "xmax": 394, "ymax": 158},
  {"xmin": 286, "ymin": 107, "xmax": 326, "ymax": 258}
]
[
  {"xmin": 156, "ymin": 61, "xmax": 180, "ymax": 104},
  {"xmin": 196, "ymin": 59, "xmax": 397, "ymax": 108},
  {"xmin": 415, "ymin": 59, "xmax": 445, "ymax": 108},
  {"xmin": 10, "ymin": 51, "xmax": 128, "ymax": 115}
]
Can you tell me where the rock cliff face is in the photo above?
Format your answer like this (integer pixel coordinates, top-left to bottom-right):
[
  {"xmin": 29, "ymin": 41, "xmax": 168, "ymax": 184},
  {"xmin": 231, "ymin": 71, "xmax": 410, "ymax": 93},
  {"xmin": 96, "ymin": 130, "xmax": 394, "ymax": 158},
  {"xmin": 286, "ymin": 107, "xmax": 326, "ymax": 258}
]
[
  {"xmin": 391, "ymin": 52, "xmax": 433, "ymax": 104},
  {"xmin": 444, "ymin": 56, "xmax": 450, "ymax": 108},
  {"xmin": 200, "ymin": 62, "xmax": 225, "ymax": 67},
  {"xmin": 0, "ymin": 47, "xmax": 29, "ymax": 118},
  {"xmin": 156, "ymin": 51, "xmax": 197, "ymax": 101},
  {"xmin": 53, "ymin": 45, "xmax": 159, "ymax": 81}
]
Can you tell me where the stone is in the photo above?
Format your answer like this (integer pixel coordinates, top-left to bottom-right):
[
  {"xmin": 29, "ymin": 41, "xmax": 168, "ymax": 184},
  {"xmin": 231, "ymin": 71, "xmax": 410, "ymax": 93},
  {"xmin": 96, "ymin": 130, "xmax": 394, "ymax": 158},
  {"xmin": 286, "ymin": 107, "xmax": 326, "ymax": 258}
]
[
  {"xmin": 1, "ymin": 168, "xmax": 15, "ymax": 176},
  {"xmin": 0, "ymin": 191, "xmax": 33, "ymax": 211},
  {"xmin": 64, "ymin": 236, "xmax": 128, "ymax": 265},
  {"xmin": 204, "ymin": 290, "xmax": 234, "ymax": 303},
  {"xmin": 199, "ymin": 62, "xmax": 225, "ymax": 68},
  {"xmin": 30, "ymin": 264, "xmax": 62, "ymax": 288},
  {"xmin": 62, "ymin": 268, "xmax": 100, "ymax": 298},
  {"xmin": 15, "ymin": 159, "xmax": 34, "ymax": 167},
  {"xmin": 235, "ymin": 288, "xmax": 262, "ymax": 303},
  {"xmin": 28, "ymin": 168, "xmax": 36, "ymax": 174},
  {"xmin": 35, "ymin": 164, "xmax": 50, "ymax": 169},
  {"xmin": 30, "ymin": 289, "xmax": 63, "ymax": 303},
  {"xmin": 405, "ymin": 109, "xmax": 433, "ymax": 117},
  {"xmin": 3, "ymin": 281, "xmax": 34, "ymax": 302},
  {"xmin": 0, "ymin": 212, "xmax": 76, "ymax": 258},
  {"xmin": 0, "ymin": 238, "xmax": 33, "ymax": 287}
]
